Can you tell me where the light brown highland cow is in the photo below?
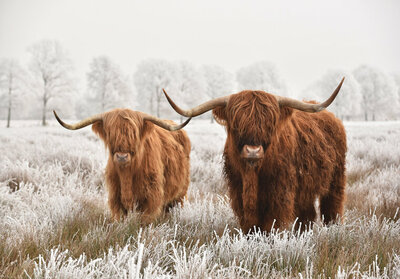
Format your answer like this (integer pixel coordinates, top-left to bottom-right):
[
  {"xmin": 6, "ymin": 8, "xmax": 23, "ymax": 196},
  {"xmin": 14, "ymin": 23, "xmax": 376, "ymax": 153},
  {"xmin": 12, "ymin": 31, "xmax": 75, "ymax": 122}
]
[
  {"xmin": 54, "ymin": 109, "xmax": 191, "ymax": 224},
  {"xmin": 164, "ymin": 78, "xmax": 347, "ymax": 233}
]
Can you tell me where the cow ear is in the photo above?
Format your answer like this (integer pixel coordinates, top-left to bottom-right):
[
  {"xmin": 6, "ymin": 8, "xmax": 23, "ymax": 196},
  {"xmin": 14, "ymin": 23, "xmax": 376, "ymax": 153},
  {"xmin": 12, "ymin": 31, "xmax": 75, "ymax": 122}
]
[
  {"xmin": 141, "ymin": 120, "xmax": 154, "ymax": 138},
  {"xmin": 212, "ymin": 106, "xmax": 228, "ymax": 126},
  {"xmin": 92, "ymin": 121, "xmax": 106, "ymax": 141},
  {"xmin": 279, "ymin": 106, "xmax": 293, "ymax": 122}
]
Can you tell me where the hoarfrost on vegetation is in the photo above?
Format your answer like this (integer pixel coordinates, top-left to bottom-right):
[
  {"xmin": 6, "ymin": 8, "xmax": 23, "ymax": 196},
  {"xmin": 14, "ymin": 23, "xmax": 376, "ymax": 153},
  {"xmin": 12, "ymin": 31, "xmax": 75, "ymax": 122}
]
[
  {"xmin": 0, "ymin": 119, "xmax": 399, "ymax": 278},
  {"xmin": 3, "ymin": 44, "xmax": 400, "ymax": 126}
]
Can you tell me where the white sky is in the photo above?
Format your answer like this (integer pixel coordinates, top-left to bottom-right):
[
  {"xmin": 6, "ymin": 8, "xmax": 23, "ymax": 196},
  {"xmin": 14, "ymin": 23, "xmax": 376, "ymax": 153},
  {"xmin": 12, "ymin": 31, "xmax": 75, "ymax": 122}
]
[{"xmin": 1, "ymin": 0, "xmax": 399, "ymax": 93}]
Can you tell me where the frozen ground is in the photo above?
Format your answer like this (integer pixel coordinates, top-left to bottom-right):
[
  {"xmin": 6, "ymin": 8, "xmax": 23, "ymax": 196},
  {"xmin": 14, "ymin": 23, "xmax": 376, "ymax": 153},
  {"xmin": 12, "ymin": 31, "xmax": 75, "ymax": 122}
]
[{"xmin": 0, "ymin": 119, "xmax": 399, "ymax": 278}]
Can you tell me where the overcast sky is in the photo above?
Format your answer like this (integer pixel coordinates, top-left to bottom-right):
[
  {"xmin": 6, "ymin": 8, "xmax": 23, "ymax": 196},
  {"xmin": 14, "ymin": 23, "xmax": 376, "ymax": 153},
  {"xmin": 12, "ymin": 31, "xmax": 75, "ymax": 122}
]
[{"xmin": 1, "ymin": 0, "xmax": 399, "ymax": 94}]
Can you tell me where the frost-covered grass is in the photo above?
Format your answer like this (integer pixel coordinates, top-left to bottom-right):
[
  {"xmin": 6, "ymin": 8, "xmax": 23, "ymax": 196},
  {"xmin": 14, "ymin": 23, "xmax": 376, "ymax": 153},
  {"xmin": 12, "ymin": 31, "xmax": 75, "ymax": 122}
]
[
  {"xmin": 345, "ymin": 121, "xmax": 400, "ymax": 218},
  {"xmin": 0, "ymin": 119, "xmax": 399, "ymax": 278}
]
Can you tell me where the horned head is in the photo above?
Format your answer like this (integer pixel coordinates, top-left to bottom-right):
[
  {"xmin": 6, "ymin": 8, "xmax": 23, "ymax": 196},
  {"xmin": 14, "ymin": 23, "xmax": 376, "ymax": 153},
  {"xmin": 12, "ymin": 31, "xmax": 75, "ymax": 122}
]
[
  {"xmin": 163, "ymin": 77, "xmax": 344, "ymax": 166},
  {"xmin": 53, "ymin": 109, "xmax": 191, "ymax": 167}
]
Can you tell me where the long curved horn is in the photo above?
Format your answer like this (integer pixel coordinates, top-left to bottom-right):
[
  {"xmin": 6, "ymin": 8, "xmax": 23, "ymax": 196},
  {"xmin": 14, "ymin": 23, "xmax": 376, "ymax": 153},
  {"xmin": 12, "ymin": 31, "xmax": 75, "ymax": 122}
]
[
  {"xmin": 163, "ymin": 89, "xmax": 229, "ymax": 117},
  {"xmin": 275, "ymin": 77, "xmax": 345, "ymax": 112},
  {"xmin": 53, "ymin": 110, "xmax": 103, "ymax": 130},
  {"xmin": 141, "ymin": 112, "xmax": 191, "ymax": 131}
]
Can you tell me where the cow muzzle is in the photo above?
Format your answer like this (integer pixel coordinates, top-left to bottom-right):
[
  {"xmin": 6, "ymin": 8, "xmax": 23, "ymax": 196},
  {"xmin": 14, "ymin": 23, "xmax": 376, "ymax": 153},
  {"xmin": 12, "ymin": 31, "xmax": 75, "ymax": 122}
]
[
  {"xmin": 240, "ymin": 145, "xmax": 264, "ymax": 164},
  {"xmin": 113, "ymin": 152, "xmax": 131, "ymax": 165}
]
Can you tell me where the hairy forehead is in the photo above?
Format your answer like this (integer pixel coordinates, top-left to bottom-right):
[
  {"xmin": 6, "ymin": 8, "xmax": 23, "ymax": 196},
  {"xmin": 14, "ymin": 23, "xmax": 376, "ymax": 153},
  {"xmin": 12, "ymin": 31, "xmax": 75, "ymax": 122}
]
[
  {"xmin": 102, "ymin": 111, "xmax": 143, "ymax": 148},
  {"xmin": 228, "ymin": 91, "xmax": 279, "ymax": 121},
  {"xmin": 103, "ymin": 110, "xmax": 142, "ymax": 129}
]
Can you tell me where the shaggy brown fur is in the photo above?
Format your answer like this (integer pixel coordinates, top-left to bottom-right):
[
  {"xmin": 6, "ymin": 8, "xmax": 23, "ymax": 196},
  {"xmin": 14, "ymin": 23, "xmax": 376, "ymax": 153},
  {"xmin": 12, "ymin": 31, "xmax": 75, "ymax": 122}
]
[
  {"xmin": 212, "ymin": 91, "xmax": 347, "ymax": 232},
  {"xmin": 92, "ymin": 109, "xmax": 191, "ymax": 223}
]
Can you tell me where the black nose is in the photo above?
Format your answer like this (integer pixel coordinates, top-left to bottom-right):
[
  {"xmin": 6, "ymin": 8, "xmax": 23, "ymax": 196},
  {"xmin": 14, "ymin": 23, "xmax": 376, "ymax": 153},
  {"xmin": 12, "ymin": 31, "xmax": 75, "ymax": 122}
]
[{"xmin": 116, "ymin": 153, "xmax": 129, "ymax": 162}]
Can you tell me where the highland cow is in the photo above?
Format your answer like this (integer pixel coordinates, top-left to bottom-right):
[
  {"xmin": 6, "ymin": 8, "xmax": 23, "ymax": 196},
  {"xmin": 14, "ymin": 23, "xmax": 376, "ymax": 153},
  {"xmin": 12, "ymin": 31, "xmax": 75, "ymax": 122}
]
[
  {"xmin": 163, "ymin": 78, "xmax": 346, "ymax": 232},
  {"xmin": 54, "ymin": 109, "xmax": 191, "ymax": 224}
]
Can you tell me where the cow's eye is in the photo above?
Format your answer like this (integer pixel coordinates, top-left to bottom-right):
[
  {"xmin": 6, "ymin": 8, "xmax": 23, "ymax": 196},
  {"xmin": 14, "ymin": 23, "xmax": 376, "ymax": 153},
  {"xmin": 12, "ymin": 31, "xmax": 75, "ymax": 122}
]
[
  {"xmin": 261, "ymin": 143, "xmax": 268, "ymax": 151},
  {"xmin": 237, "ymin": 138, "xmax": 246, "ymax": 151}
]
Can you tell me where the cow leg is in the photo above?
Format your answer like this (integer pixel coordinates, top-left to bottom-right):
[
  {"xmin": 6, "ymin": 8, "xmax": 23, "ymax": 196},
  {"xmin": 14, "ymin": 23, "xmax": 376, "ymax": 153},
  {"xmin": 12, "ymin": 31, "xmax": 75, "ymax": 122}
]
[
  {"xmin": 320, "ymin": 166, "xmax": 346, "ymax": 224},
  {"xmin": 108, "ymin": 197, "xmax": 127, "ymax": 221},
  {"xmin": 260, "ymin": 191, "xmax": 296, "ymax": 233},
  {"xmin": 224, "ymin": 159, "xmax": 245, "ymax": 231},
  {"xmin": 164, "ymin": 201, "xmax": 176, "ymax": 213},
  {"xmin": 225, "ymin": 179, "xmax": 244, "ymax": 229},
  {"xmin": 119, "ymin": 171, "xmax": 135, "ymax": 211},
  {"xmin": 110, "ymin": 203, "xmax": 127, "ymax": 221},
  {"xmin": 295, "ymin": 203, "xmax": 316, "ymax": 231},
  {"xmin": 141, "ymin": 201, "xmax": 163, "ymax": 224},
  {"xmin": 241, "ymin": 171, "xmax": 259, "ymax": 233},
  {"xmin": 171, "ymin": 185, "xmax": 188, "ymax": 209},
  {"xmin": 261, "ymin": 210, "xmax": 296, "ymax": 233},
  {"xmin": 140, "ymin": 182, "xmax": 164, "ymax": 225},
  {"xmin": 108, "ymin": 188, "xmax": 127, "ymax": 221},
  {"xmin": 106, "ymin": 169, "xmax": 127, "ymax": 221},
  {"xmin": 164, "ymin": 196, "xmax": 185, "ymax": 213}
]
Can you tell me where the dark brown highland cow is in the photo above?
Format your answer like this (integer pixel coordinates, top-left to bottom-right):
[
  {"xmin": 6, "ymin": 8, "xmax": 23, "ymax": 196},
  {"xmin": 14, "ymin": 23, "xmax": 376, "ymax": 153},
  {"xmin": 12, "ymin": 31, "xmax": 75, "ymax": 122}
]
[
  {"xmin": 54, "ymin": 109, "xmax": 191, "ymax": 224},
  {"xmin": 163, "ymin": 78, "xmax": 346, "ymax": 232}
]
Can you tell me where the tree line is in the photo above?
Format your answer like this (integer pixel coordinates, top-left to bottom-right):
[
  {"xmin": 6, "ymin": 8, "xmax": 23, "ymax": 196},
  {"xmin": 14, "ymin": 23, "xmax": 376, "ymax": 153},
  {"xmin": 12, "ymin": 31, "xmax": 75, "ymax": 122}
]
[{"xmin": 1, "ymin": 40, "xmax": 400, "ymax": 127}]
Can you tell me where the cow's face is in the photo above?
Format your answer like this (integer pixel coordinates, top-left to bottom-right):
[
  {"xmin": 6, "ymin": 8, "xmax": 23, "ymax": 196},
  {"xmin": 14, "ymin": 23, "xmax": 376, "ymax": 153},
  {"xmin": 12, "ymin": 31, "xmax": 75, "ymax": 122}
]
[
  {"xmin": 92, "ymin": 109, "xmax": 153, "ymax": 168},
  {"xmin": 213, "ymin": 91, "xmax": 280, "ymax": 165}
]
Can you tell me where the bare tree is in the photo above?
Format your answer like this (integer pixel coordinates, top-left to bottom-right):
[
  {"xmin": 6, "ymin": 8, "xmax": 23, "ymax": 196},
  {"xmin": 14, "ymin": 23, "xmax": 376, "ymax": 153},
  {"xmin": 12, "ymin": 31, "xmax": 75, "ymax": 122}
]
[
  {"xmin": 303, "ymin": 70, "xmax": 362, "ymax": 120},
  {"xmin": 0, "ymin": 59, "xmax": 27, "ymax": 127},
  {"xmin": 28, "ymin": 40, "xmax": 75, "ymax": 126},
  {"xmin": 201, "ymin": 64, "xmax": 235, "ymax": 122},
  {"xmin": 133, "ymin": 59, "xmax": 175, "ymax": 117},
  {"xmin": 236, "ymin": 61, "xmax": 287, "ymax": 94},
  {"xmin": 353, "ymin": 65, "xmax": 398, "ymax": 121},
  {"xmin": 86, "ymin": 56, "xmax": 133, "ymax": 114}
]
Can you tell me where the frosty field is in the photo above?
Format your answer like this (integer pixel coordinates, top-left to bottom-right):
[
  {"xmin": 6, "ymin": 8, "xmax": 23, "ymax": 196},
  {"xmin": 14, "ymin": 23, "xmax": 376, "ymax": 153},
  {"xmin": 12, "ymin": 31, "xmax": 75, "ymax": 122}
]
[{"xmin": 0, "ymin": 119, "xmax": 400, "ymax": 278}]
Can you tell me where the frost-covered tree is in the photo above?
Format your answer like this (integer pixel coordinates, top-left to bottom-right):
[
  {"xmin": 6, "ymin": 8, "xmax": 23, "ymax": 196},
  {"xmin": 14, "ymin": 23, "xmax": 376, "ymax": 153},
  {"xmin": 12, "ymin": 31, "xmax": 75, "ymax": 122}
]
[
  {"xmin": 28, "ymin": 40, "xmax": 76, "ymax": 125},
  {"xmin": 0, "ymin": 59, "xmax": 27, "ymax": 127},
  {"xmin": 86, "ymin": 56, "xmax": 133, "ymax": 114},
  {"xmin": 303, "ymin": 70, "xmax": 362, "ymax": 120},
  {"xmin": 133, "ymin": 59, "xmax": 175, "ymax": 117},
  {"xmin": 236, "ymin": 61, "xmax": 287, "ymax": 94},
  {"xmin": 353, "ymin": 65, "xmax": 398, "ymax": 121},
  {"xmin": 201, "ymin": 64, "xmax": 235, "ymax": 122},
  {"xmin": 392, "ymin": 73, "xmax": 400, "ymax": 119},
  {"xmin": 173, "ymin": 61, "xmax": 207, "ymax": 115}
]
